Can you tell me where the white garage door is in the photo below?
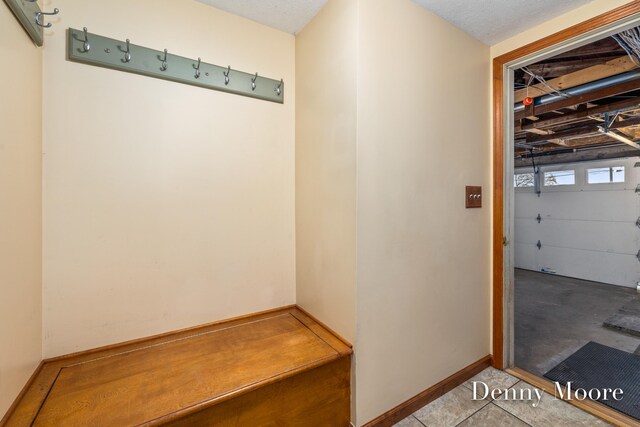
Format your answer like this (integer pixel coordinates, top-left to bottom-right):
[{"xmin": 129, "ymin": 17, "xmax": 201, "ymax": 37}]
[{"xmin": 514, "ymin": 157, "xmax": 640, "ymax": 288}]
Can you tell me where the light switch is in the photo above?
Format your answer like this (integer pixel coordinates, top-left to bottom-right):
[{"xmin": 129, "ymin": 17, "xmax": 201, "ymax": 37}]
[{"xmin": 466, "ymin": 186, "xmax": 482, "ymax": 208}]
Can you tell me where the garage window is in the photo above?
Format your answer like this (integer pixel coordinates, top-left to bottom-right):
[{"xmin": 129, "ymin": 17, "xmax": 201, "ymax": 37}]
[
  {"xmin": 544, "ymin": 170, "xmax": 575, "ymax": 186},
  {"xmin": 587, "ymin": 166, "xmax": 625, "ymax": 184},
  {"xmin": 514, "ymin": 173, "xmax": 535, "ymax": 188}
]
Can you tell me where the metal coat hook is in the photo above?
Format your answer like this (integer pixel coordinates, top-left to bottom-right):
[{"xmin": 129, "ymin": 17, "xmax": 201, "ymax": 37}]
[
  {"xmin": 194, "ymin": 58, "xmax": 201, "ymax": 79},
  {"xmin": 275, "ymin": 79, "xmax": 283, "ymax": 96},
  {"xmin": 251, "ymin": 73, "xmax": 258, "ymax": 91},
  {"xmin": 121, "ymin": 39, "xmax": 131, "ymax": 63},
  {"xmin": 35, "ymin": 8, "xmax": 59, "ymax": 28},
  {"xmin": 159, "ymin": 49, "xmax": 168, "ymax": 71},
  {"xmin": 223, "ymin": 66, "xmax": 231, "ymax": 85},
  {"xmin": 80, "ymin": 27, "xmax": 90, "ymax": 53}
]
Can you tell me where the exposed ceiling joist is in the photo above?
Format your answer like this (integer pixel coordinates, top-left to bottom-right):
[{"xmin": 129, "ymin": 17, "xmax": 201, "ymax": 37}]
[
  {"xmin": 514, "ymin": 145, "xmax": 639, "ymax": 167},
  {"xmin": 525, "ymin": 126, "xmax": 598, "ymax": 144},
  {"xmin": 516, "ymin": 97, "xmax": 640, "ymax": 131},
  {"xmin": 524, "ymin": 58, "xmax": 627, "ymax": 78},
  {"xmin": 549, "ymin": 38, "xmax": 628, "ymax": 60},
  {"xmin": 599, "ymin": 128, "xmax": 640, "ymax": 149},
  {"xmin": 514, "ymin": 77, "xmax": 640, "ymax": 121},
  {"xmin": 517, "ymin": 135, "xmax": 621, "ymax": 152},
  {"xmin": 518, "ymin": 116, "xmax": 640, "ymax": 151},
  {"xmin": 563, "ymin": 134, "xmax": 615, "ymax": 148},
  {"xmin": 513, "ymin": 31, "xmax": 640, "ymax": 162},
  {"xmin": 514, "ymin": 56, "xmax": 638, "ymax": 103},
  {"xmin": 609, "ymin": 115, "xmax": 640, "ymax": 130}
]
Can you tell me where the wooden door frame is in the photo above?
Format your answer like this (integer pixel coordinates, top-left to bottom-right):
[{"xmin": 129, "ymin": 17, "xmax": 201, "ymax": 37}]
[{"xmin": 492, "ymin": 0, "xmax": 640, "ymax": 370}]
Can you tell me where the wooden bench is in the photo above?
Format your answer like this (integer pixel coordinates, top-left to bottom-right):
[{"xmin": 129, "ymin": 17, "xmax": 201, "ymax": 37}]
[{"xmin": 1, "ymin": 306, "xmax": 352, "ymax": 426}]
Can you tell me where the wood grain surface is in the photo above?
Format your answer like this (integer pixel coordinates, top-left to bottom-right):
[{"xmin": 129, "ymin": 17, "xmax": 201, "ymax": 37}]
[{"xmin": 1, "ymin": 306, "xmax": 352, "ymax": 426}]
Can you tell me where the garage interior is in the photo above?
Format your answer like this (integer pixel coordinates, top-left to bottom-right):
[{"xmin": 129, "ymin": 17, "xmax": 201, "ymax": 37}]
[{"xmin": 513, "ymin": 28, "xmax": 640, "ymax": 419}]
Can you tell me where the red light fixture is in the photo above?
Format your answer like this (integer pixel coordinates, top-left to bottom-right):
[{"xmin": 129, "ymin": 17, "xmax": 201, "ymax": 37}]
[{"xmin": 523, "ymin": 97, "xmax": 533, "ymax": 106}]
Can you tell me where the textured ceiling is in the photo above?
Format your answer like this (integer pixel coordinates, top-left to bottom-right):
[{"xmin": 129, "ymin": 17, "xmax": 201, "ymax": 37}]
[
  {"xmin": 196, "ymin": 0, "xmax": 328, "ymax": 34},
  {"xmin": 413, "ymin": 0, "xmax": 596, "ymax": 45},
  {"xmin": 197, "ymin": 0, "xmax": 597, "ymax": 44}
]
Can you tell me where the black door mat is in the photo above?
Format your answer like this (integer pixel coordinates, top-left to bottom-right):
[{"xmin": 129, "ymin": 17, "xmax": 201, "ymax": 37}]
[
  {"xmin": 545, "ymin": 342, "xmax": 640, "ymax": 420},
  {"xmin": 603, "ymin": 296, "xmax": 640, "ymax": 337}
]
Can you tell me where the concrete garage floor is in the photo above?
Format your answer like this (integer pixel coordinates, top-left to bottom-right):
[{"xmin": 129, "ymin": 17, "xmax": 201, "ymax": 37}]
[{"xmin": 515, "ymin": 269, "xmax": 640, "ymax": 377}]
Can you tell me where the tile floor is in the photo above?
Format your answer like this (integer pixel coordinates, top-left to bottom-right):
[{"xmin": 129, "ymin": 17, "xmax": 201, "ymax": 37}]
[{"xmin": 393, "ymin": 367, "xmax": 611, "ymax": 427}]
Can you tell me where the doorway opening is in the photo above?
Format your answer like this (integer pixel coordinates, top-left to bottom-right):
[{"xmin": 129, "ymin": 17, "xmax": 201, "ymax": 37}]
[{"xmin": 493, "ymin": 3, "xmax": 640, "ymax": 424}]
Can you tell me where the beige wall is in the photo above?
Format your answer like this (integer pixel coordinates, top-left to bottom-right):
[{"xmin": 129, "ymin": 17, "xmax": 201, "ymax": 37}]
[
  {"xmin": 0, "ymin": 5, "xmax": 43, "ymax": 417},
  {"xmin": 355, "ymin": 0, "xmax": 491, "ymax": 424},
  {"xmin": 295, "ymin": 0, "xmax": 357, "ymax": 345},
  {"xmin": 42, "ymin": 0, "xmax": 296, "ymax": 357}
]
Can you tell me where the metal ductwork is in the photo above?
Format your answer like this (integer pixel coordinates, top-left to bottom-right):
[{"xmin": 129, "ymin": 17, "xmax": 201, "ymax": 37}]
[{"xmin": 514, "ymin": 70, "xmax": 640, "ymax": 112}]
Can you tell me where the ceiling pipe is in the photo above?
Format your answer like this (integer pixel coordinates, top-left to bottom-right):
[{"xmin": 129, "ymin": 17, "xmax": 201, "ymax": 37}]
[{"xmin": 514, "ymin": 70, "xmax": 640, "ymax": 112}]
